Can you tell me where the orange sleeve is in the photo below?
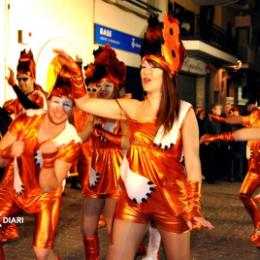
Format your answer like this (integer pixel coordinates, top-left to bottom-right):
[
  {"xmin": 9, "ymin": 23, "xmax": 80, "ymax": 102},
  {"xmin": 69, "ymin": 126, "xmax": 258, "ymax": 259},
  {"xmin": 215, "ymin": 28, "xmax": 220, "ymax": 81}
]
[
  {"xmin": 72, "ymin": 107, "xmax": 89, "ymax": 131},
  {"xmin": 3, "ymin": 99, "xmax": 21, "ymax": 115},
  {"xmin": 8, "ymin": 112, "xmax": 28, "ymax": 137},
  {"xmin": 56, "ymin": 141, "xmax": 81, "ymax": 164}
]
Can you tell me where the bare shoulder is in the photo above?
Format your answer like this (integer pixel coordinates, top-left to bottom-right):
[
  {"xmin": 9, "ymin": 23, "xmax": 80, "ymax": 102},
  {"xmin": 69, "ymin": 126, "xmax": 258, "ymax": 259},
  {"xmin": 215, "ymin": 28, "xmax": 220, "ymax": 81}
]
[{"xmin": 182, "ymin": 107, "xmax": 198, "ymax": 132}]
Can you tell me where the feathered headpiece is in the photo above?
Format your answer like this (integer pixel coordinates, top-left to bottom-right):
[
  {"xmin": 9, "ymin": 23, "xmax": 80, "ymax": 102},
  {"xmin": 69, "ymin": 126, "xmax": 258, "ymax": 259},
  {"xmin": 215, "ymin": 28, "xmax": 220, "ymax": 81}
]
[
  {"xmin": 84, "ymin": 44, "xmax": 126, "ymax": 88},
  {"xmin": 17, "ymin": 49, "xmax": 36, "ymax": 78},
  {"xmin": 141, "ymin": 14, "xmax": 186, "ymax": 76},
  {"xmin": 46, "ymin": 55, "xmax": 73, "ymax": 100}
]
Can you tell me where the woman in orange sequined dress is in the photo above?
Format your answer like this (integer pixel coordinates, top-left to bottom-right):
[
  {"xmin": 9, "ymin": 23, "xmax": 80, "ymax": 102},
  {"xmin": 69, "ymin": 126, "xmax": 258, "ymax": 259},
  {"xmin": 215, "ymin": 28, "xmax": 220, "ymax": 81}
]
[
  {"xmin": 73, "ymin": 45, "xmax": 129, "ymax": 260},
  {"xmin": 56, "ymin": 14, "xmax": 213, "ymax": 260}
]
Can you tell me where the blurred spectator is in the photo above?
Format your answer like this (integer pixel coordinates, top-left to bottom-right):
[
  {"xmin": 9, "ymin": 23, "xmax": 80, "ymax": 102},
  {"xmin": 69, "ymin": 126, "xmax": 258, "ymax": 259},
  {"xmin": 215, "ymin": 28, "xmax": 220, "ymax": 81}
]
[
  {"xmin": 246, "ymin": 101, "xmax": 257, "ymax": 115},
  {"xmin": 229, "ymin": 106, "xmax": 247, "ymax": 181},
  {"xmin": 203, "ymin": 104, "xmax": 223, "ymax": 183},
  {"xmin": 197, "ymin": 108, "xmax": 207, "ymax": 181},
  {"xmin": 221, "ymin": 103, "xmax": 234, "ymax": 181}
]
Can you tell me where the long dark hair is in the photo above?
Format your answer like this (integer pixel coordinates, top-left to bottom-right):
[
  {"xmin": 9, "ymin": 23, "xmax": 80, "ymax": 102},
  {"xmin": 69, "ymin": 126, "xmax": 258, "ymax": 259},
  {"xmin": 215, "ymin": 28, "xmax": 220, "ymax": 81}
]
[{"xmin": 156, "ymin": 70, "xmax": 180, "ymax": 134}]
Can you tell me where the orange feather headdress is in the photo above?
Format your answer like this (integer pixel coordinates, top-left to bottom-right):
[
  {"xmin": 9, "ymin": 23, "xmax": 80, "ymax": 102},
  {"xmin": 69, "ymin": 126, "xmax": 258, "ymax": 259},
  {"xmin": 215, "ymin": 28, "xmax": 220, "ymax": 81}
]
[
  {"xmin": 141, "ymin": 14, "xmax": 186, "ymax": 76},
  {"xmin": 17, "ymin": 49, "xmax": 36, "ymax": 78},
  {"xmin": 84, "ymin": 44, "xmax": 126, "ymax": 89}
]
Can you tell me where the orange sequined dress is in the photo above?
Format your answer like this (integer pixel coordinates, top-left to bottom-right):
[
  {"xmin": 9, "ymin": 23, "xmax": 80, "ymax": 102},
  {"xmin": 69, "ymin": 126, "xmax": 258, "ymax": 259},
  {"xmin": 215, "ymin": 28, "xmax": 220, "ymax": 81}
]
[
  {"xmin": 80, "ymin": 120, "xmax": 124, "ymax": 199},
  {"xmin": 115, "ymin": 101, "xmax": 192, "ymax": 233},
  {"xmin": 0, "ymin": 110, "xmax": 81, "ymax": 248}
]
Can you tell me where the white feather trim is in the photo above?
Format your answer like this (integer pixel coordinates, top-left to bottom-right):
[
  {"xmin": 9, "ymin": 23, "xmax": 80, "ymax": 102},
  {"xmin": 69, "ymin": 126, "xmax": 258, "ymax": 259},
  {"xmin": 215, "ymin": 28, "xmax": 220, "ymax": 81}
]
[
  {"xmin": 26, "ymin": 109, "xmax": 46, "ymax": 117},
  {"xmin": 120, "ymin": 156, "xmax": 155, "ymax": 203},
  {"xmin": 153, "ymin": 101, "xmax": 191, "ymax": 149},
  {"xmin": 52, "ymin": 121, "xmax": 82, "ymax": 146}
]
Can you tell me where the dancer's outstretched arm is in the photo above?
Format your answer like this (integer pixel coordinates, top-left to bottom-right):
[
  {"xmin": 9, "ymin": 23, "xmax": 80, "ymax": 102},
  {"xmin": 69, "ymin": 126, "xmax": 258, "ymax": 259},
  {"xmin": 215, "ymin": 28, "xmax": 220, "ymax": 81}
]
[
  {"xmin": 54, "ymin": 49, "xmax": 140, "ymax": 120},
  {"xmin": 233, "ymin": 128, "xmax": 260, "ymax": 141},
  {"xmin": 200, "ymin": 127, "xmax": 260, "ymax": 144},
  {"xmin": 76, "ymin": 95, "xmax": 138, "ymax": 120}
]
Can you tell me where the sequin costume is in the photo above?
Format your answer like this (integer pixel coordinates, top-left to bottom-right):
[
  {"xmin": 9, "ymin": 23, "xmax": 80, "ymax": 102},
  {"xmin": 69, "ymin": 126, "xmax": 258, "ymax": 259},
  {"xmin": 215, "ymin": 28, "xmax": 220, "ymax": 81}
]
[
  {"xmin": 115, "ymin": 101, "xmax": 194, "ymax": 233},
  {"xmin": 240, "ymin": 108, "xmax": 260, "ymax": 245},
  {"xmin": 3, "ymin": 84, "xmax": 47, "ymax": 117},
  {"xmin": 83, "ymin": 119, "xmax": 123, "ymax": 199},
  {"xmin": 0, "ymin": 110, "xmax": 81, "ymax": 249}
]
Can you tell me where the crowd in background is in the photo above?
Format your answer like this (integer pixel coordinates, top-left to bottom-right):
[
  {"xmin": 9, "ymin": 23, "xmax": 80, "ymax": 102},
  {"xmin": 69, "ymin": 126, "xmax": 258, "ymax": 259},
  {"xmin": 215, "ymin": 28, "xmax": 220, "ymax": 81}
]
[{"xmin": 196, "ymin": 102, "xmax": 256, "ymax": 184}]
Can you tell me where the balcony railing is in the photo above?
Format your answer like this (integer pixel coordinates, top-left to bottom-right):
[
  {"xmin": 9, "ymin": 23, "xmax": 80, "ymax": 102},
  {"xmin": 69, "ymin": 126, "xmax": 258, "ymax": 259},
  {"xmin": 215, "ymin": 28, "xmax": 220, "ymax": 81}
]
[{"xmin": 180, "ymin": 15, "xmax": 237, "ymax": 56}]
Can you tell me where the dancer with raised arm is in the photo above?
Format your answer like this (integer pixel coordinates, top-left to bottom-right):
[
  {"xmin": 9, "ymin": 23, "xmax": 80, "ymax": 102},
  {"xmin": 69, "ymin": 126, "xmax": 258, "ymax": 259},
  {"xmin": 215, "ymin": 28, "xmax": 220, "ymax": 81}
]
[
  {"xmin": 55, "ymin": 14, "xmax": 213, "ymax": 260},
  {"xmin": 0, "ymin": 58, "xmax": 81, "ymax": 260},
  {"xmin": 74, "ymin": 44, "xmax": 128, "ymax": 260}
]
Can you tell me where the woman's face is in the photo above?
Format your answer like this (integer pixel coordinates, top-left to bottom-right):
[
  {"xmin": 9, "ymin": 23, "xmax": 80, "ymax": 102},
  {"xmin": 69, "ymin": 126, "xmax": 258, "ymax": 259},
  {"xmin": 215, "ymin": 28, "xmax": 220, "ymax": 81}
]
[
  {"xmin": 140, "ymin": 60, "xmax": 163, "ymax": 94},
  {"xmin": 86, "ymin": 82, "xmax": 100, "ymax": 98},
  {"xmin": 17, "ymin": 72, "xmax": 35, "ymax": 95},
  {"xmin": 97, "ymin": 78, "xmax": 115, "ymax": 99}
]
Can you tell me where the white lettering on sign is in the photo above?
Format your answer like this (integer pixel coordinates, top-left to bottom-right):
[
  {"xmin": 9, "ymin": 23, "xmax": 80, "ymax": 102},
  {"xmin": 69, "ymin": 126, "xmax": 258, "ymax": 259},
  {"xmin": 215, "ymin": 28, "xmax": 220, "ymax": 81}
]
[
  {"xmin": 181, "ymin": 57, "xmax": 207, "ymax": 75},
  {"xmin": 100, "ymin": 28, "xmax": 112, "ymax": 38}
]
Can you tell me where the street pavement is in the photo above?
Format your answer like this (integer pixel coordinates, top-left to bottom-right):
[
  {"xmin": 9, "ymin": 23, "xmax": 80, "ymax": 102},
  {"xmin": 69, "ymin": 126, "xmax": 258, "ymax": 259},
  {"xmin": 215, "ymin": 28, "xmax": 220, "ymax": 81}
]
[{"xmin": 3, "ymin": 181, "xmax": 260, "ymax": 260}]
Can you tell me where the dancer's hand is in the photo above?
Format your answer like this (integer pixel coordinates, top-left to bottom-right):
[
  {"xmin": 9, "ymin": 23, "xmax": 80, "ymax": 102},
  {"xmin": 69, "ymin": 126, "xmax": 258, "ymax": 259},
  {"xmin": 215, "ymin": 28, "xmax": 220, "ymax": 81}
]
[
  {"xmin": 200, "ymin": 134, "xmax": 210, "ymax": 144},
  {"xmin": 186, "ymin": 216, "xmax": 214, "ymax": 231},
  {"xmin": 6, "ymin": 67, "xmax": 16, "ymax": 86},
  {"xmin": 53, "ymin": 49, "xmax": 79, "ymax": 72}
]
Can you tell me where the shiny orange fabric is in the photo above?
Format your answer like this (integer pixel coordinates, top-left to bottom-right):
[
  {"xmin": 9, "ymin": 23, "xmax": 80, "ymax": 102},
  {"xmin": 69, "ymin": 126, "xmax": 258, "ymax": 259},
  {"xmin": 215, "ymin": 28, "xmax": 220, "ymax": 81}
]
[
  {"xmin": 33, "ymin": 188, "xmax": 62, "ymax": 249},
  {"xmin": 115, "ymin": 119, "xmax": 190, "ymax": 233},
  {"xmin": 0, "ymin": 112, "xmax": 80, "ymax": 248},
  {"xmin": 80, "ymin": 119, "xmax": 123, "ymax": 199},
  {"xmin": 3, "ymin": 84, "xmax": 46, "ymax": 116},
  {"xmin": 239, "ymin": 109, "xmax": 260, "ymax": 231},
  {"xmin": 83, "ymin": 234, "xmax": 100, "ymax": 260}
]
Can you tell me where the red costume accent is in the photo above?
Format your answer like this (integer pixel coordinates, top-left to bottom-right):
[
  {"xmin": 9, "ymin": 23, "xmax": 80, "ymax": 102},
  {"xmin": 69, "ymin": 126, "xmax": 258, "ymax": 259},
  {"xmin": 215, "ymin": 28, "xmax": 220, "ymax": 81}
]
[
  {"xmin": 83, "ymin": 234, "xmax": 100, "ymax": 260},
  {"xmin": 202, "ymin": 132, "xmax": 235, "ymax": 143}
]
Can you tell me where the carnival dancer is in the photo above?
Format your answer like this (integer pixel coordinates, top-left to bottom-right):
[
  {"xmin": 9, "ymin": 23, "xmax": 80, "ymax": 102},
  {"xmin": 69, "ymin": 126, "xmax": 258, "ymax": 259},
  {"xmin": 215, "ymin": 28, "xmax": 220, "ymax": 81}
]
[
  {"xmin": 201, "ymin": 100, "xmax": 260, "ymax": 247},
  {"xmin": 55, "ymin": 13, "xmax": 213, "ymax": 260},
  {"xmin": 4, "ymin": 49, "xmax": 47, "ymax": 117},
  {"xmin": 1, "ymin": 49, "xmax": 47, "ymax": 243},
  {"xmin": 73, "ymin": 44, "xmax": 128, "ymax": 260},
  {"xmin": 0, "ymin": 57, "xmax": 82, "ymax": 259}
]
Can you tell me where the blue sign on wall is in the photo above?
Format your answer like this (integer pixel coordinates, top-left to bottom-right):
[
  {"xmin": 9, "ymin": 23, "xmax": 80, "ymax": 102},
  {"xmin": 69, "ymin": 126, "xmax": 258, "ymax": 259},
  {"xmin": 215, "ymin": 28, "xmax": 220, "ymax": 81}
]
[{"xmin": 94, "ymin": 24, "xmax": 142, "ymax": 54}]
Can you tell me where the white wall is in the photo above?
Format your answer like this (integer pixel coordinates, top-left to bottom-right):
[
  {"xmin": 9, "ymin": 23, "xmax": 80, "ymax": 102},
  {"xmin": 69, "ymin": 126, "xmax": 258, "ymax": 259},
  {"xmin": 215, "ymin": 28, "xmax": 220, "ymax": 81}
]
[
  {"xmin": 94, "ymin": 0, "xmax": 146, "ymax": 68},
  {"xmin": 2, "ymin": 0, "xmax": 94, "ymax": 103}
]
